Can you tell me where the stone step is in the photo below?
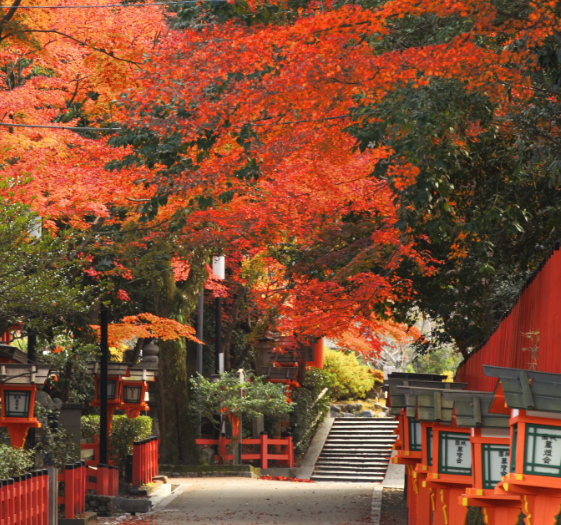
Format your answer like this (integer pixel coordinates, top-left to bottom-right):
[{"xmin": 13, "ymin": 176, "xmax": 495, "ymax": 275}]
[
  {"xmin": 329, "ymin": 430, "xmax": 397, "ymax": 439},
  {"xmin": 326, "ymin": 437, "xmax": 396, "ymax": 441},
  {"xmin": 330, "ymin": 426, "xmax": 397, "ymax": 430},
  {"xmin": 324, "ymin": 443, "xmax": 394, "ymax": 448},
  {"xmin": 319, "ymin": 450, "xmax": 391, "ymax": 461},
  {"xmin": 333, "ymin": 417, "xmax": 398, "ymax": 427},
  {"xmin": 316, "ymin": 456, "xmax": 388, "ymax": 466},
  {"xmin": 331, "ymin": 426, "xmax": 397, "ymax": 431},
  {"xmin": 334, "ymin": 417, "xmax": 395, "ymax": 421},
  {"xmin": 314, "ymin": 468, "xmax": 388, "ymax": 475},
  {"xmin": 311, "ymin": 474, "xmax": 384, "ymax": 482}
]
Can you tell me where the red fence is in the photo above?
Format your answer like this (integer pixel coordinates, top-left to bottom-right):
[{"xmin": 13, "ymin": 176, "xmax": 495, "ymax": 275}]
[
  {"xmin": 80, "ymin": 435, "xmax": 99, "ymax": 466},
  {"xmin": 58, "ymin": 462, "xmax": 86, "ymax": 519},
  {"xmin": 0, "ymin": 470, "xmax": 49, "ymax": 525},
  {"xmin": 196, "ymin": 433, "xmax": 294, "ymax": 469},
  {"xmin": 455, "ymin": 243, "xmax": 561, "ymax": 391},
  {"xmin": 58, "ymin": 461, "xmax": 118, "ymax": 519},
  {"xmin": 132, "ymin": 437, "xmax": 159, "ymax": 488},
  {"xmin": 89, "ymin": 464, "xmax": 119, "ymax": 496}
]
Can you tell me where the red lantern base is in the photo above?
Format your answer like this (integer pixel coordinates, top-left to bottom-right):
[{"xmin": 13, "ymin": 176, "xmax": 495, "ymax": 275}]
[{"xmin": 0, "ymin": 419, "xmax": 41, "ymax": 448}]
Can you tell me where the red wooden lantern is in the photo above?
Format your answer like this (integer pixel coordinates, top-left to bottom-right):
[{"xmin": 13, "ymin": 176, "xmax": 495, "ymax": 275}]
[
  {"xmin": 88, "ymin": 362, "xmax": 129, "ymax": 429},
  {"xmin": 0, "ymin": 364, "xmax": 50, "ymax": 447},
  {"xmin": 397, "ymin": 385, "xmax": 471, "ymax": 525},
  {"xmin": 384, "ymin": 373, "xmax": 466, "ymax": 525},
  {"xmin": 121, "ymin": 368, "xmax": 156, "ymax": 418},
  {"xmin": 484, "ymin": 366, "xmax": 561, "ymax": 525},
  {"xmin": 442, "ymin": 389, "xmax": 522, "ymax": 525}
]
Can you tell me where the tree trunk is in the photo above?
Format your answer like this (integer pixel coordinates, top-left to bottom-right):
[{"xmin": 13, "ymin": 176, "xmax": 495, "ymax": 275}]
[{"xmin": 155, "ymin": 248, "xmax": 209, "ymax": 465}]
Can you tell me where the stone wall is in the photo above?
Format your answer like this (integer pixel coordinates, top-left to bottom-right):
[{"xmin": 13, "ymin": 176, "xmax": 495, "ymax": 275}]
[{"xmin": 85, "ymin": 494, "xmax": 117, "ymax": 517}]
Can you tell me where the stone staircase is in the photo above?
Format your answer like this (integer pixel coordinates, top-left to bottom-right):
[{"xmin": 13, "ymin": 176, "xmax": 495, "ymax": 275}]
[{"xmin": 311, "ymin": 417, "xmax": 398, "ymax": 482}]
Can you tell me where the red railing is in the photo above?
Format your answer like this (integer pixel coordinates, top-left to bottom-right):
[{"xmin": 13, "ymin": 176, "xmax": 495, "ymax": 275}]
[
  {"xmin": 80, "ymin": 435, "xmax": 99, "ymax": 466},
  {"xmin": 131, "ymin": 436, "xmax": 159, "ymax": 488},
  {"xmin": 58, "ymin": 462, "xmax": 86, "ymax": 519},
  {"xmin": 196, "ymin": 433, "xmax": 294, "ymax": 469},
  {"xmin": 0, "ymin": 469, "xmax": 49, "ymax": 525},
  {"xmin": 89, "ymin": 464, "xmax": 119, "ymax": 496}
]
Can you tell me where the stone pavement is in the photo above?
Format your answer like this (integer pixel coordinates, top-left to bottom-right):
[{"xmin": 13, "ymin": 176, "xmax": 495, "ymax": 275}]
[{"xmin": 148, "ymin": 477, "xmax": 376, "ymax": 525}]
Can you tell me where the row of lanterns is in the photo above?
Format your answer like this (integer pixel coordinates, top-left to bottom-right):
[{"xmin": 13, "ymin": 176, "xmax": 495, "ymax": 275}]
[
  {"xmin": 386, "ymin": 367, "xmax": 561, "ymax": 525},
  {"xmin": 0, "ymin": 362, "xmax": 155, "ymax": 447},
  {"xmin": 88, "ymin": 362, "xmax": 155, "ymax": 426}
]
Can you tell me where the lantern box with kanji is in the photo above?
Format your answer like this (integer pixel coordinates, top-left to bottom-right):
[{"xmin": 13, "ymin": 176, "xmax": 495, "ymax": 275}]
[
  {"xmin": 87, "ymin": 362, "xmax": 129, "ymax": 428},
  {"xmin": 482, "ymin": 366, "xmax": 561, "ymax": 524},
  {"xmin": 397, "ymin": 385, "xmax": 472, "ymax": 525},
  {"xmin": 439, "ymin": 388, "xmax": 521, "ymax": 524},
  {"xmin": 121, "ymin": 367, "xmax": 156, "ymax": 418},
  {"xmin": 0, "ymin": 364, "xmax": 50, "ymax": 447}
]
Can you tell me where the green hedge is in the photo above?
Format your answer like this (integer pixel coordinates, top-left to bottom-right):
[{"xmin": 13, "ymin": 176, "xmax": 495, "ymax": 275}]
[{"xmin": 81, "ymin": 415, "xmax": 152, "ymax": 475}]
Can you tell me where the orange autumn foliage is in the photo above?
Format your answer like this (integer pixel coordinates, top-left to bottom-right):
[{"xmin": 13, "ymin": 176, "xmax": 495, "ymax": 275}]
[{"xmin": 2, "ymin": 0, "xmax": 556, "ymax": 352}]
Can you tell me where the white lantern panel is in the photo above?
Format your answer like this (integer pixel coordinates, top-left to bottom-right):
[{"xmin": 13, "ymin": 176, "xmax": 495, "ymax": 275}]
[
  {"xmin": 525, "ymin": 424, "xmax": 561, "ymax": 476},
  {"xmin": 439, "ymin": 431, "xmax": 472, "ymax": 475},
  {"xmin": 482, "ymin": 444, "xmax": 510, "ymax": 489}
]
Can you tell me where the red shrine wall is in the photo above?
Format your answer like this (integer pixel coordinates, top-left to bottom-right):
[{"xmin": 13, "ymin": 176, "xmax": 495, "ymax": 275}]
[{"xmin": 455, "ymin": 244, "xmax": 561, "ymax": 391}]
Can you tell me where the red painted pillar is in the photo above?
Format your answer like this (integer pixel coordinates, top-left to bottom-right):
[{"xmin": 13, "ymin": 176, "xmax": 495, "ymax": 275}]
[
  {"xmin": 7, "ymin": 478, "xmax": 14, "ymax": 525},
  {"xmin": 13, "ymin": 477, "xmax": 20, "ymax": 525},
  {"xmin": 41, "ymin": 470, "xmax": 48, "ymax": 525},
  {"xmin": 305, "ymin": 338, "xmax": 325, "ymax": 369},
  {"xmin": 22, "ymin": 474, "xmax": 30, "ymax": 525},
  {"xmin": 97, "ymin": 464, "xmax": 108, "ymax": 496},
  {"xmin": 132, "ymin": 441, "xmax": 141, "ymax": 488},
  {"xmin": 287, "ymin": 435, "xmax": 294, "ymax": 468},
  {"xmin": 261, "ymin": 433, "xmax": 269, "ymax": 469},
  {"xmin": 0, "ymin": 479, "xmax": 5, "ymax": 525},
  {"xmin": 30, "ymin": 472, "xmax": 36, "ymax": 525}
]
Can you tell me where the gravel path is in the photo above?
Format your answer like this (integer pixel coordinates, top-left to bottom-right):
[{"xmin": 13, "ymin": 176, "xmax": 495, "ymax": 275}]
[
  {"xmin": 380, "ymin": 488, "xmax": 408, "ymax": 525},
  {"xmin": 155, "ymin": 477, "xmax": 375, "ymax": 525}
]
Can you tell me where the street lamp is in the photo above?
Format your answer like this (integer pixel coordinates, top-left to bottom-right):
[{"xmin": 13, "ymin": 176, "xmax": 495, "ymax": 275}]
[{"xmin": 212, "ymin": 255, "xmax": 225, "ymax": 374}]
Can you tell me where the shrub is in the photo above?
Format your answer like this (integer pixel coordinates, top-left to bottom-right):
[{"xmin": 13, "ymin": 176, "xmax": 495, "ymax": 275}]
[
  {"xmin": 323, "ymin": 348, "xmax": 375, "ymax": 400},
  {"xmin": 190, "ymin": 371, "xmax": 293, "ymax": 434},
  {"xmin": 110, "ymin": 416, "xmax": 152, "ymax": 474},
  {"xmin": 0, "ymin": 445, "xmax": 34, "ymax": 478},
  {"xmin": 290, "ymin": 368, "xmax": 334, "ymax": 458},
  {"xmin": 81, "ymin": 415, "xmax": 152, "ymax": 475}
]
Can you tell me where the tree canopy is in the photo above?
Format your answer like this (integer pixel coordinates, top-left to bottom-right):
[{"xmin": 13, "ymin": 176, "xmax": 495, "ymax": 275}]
[{"xmin": 2, "ymin": 0, "xmax": 561, "ymax": 457}]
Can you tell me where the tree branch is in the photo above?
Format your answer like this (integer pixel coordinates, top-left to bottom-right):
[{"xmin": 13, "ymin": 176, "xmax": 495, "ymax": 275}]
[{"xmin": 23, "ymin": 29, "xmax": 141, "ymax": 65}]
